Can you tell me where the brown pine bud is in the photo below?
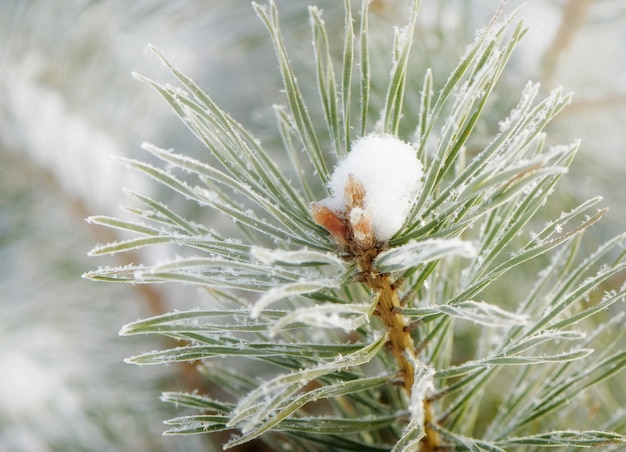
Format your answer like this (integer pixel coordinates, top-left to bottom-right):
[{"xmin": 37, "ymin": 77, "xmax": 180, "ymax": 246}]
[
  {"xmin": 311, "ymin": 202, "xmax": 348, "ymax": 246},
  {"xmin": 349, "ymin": 207, "xmax": 375, "ymax": 250},
  {"xmin": 344, "ymin": 174, "xmax": 366, "ymax": 209}
]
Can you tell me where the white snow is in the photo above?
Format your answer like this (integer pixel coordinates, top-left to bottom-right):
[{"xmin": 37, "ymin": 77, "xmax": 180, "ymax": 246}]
[{"xmin": 322, "ymin": 134, "xmax": 423, "ymax": 241}]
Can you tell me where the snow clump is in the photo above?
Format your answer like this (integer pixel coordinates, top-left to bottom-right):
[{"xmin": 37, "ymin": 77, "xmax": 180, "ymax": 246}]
[{"xmin": 321, "ymin": 133, "xmax": 423, "ymax": 242}]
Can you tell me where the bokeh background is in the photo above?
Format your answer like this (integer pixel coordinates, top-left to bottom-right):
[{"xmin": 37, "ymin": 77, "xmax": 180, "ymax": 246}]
[{"xmin": 1, "ymin": 1, "xmax": 624, "ymax": 450}]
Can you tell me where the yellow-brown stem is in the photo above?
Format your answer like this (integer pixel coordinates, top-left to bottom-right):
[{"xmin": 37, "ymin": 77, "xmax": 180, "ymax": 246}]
[
  {"xmin": 367, "ymin": 272, "xmax": 441, "ymax": 451},
  {"xmin": 368, "ymin": 273, "xmax": 415, "ymax": 390},
  {"xmin": 310, "ymin": 191, "xmax": 441, "ymax": 450}
]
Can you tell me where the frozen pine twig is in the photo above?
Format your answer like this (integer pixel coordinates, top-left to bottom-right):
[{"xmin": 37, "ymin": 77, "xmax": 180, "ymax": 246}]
[
  {"xmin": 86, "ymin": 1, "xmax": 626, "ymax": 450},
  {"xmin": 311, "ymin": 133, "xmax": 441, "ymax": 448}
]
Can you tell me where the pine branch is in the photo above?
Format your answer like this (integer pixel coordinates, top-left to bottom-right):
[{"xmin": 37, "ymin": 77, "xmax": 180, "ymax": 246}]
[{"xmin": 86, "ymin": 1, "xmax": 626, "ymax": 450}]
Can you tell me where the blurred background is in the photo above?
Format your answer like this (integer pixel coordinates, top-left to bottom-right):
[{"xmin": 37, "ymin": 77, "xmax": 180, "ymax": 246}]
[{"xmin": 1, "ymin": 0, "xmax": 624, "ymax": 450}]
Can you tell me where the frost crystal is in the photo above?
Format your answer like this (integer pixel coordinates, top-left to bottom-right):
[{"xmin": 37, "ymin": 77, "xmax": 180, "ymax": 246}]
[{"xmin": 315, "ymin": 134, "xmax": 423, "ymax": 244}]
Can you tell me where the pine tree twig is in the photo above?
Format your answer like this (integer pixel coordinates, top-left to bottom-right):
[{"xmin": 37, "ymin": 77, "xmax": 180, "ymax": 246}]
[
  {"xmin": 85, "ymin": 1, "xmax": 626, "ymax": 450},
  {"xmin": 312, "ymin": 159, "xmax": 443, "ymax": 448}
]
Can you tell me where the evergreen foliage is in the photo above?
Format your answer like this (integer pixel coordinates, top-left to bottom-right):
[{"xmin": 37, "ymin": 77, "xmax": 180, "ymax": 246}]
[{"xmin": 86, "ymin": 1, "xmax": 626, "ymax": 450}]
